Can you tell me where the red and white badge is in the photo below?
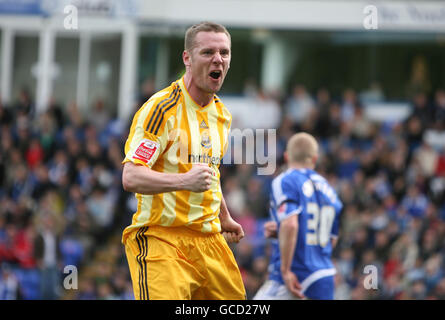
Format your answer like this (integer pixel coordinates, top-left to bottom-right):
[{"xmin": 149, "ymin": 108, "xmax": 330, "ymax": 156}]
[
  {"xmin": 132, "ymin": 139, "xmax": 159, "ymax": 164},
  {"xmin": 277, "ymin": 202, "xmax": 287, "ymax": 219}
]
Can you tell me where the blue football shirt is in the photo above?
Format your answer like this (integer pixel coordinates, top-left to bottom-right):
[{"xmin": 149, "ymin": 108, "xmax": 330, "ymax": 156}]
[{"xmin": 267, "ymin": 168, "xmax": 343, "ymax": 297}]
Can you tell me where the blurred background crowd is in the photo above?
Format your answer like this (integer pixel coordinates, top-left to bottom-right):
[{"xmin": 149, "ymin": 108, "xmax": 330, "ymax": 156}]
[{"xmin": 1, "ymin": 75, "xmax": 445, "ymax": 300}]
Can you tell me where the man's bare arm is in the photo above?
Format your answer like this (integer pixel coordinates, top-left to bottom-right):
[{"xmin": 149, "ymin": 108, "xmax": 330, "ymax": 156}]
[
  {"xmin": 279, "ymin": 215, "xmax": 298, "ymax": 275},
  {"xmin": 220, "ymin": 195, "xmax": 244, "ymax": 243},
  {"xmin": 279, "ymin": 214, "xmax": 305, "ymax": 299},
  {"xmin": 122, "ymin": 162, "xmax": 212, "ymax": 195},
  {"xmin": 220, "ymin": 195, "xmax": 230, "ymax": 220}
]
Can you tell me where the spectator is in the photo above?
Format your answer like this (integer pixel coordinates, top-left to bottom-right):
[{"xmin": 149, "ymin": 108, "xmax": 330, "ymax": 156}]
[
  {"xmin": 25, "ymin": 138, "xmax": 44, "ymax": 170},
  {"xmin": 245, "ymin": 177, "xmax": 268, "ymax": 218},
  {"xmin": 48, "ymin": 150, "xmax": 69, "ymax": 188},
  {"xmin": 390, "ymin": 233, "xmax": 419, "ymax": 271},
  {"xmin": 30, "ymin": 164, "xmax": 56, "ymax": 201},
  {"xmin": 313, "ymin": 88, "xmax": 331, "ymax": 138},
  {"xmin": 333, "ymin": 271, "xmax": 351, "ymax": 300},
  {"xmin": 430, "ymin": 278, "xmax": 445, "ymax": 299},
  {"xmin": 336, "ymin": 147, "xmax": 360, "ymax": 181},
  {"xmin": 34, "ymin": 213, "xmax": 61, "ymax": 300},
  {"xmin": 223, "ymin": 176, "xmax": 247, "ymax": 217},
  {"xmin": 14, "ymin": 88, "xmax": 34, "ymax": 118},
  {"xmin": 410, "ymin": 92, "xmax": 433, "ymax": 128},
  {"xmin": 0, "ymin": 263, "xmax": 20, "ymax": 300},
  {"xmin": 433, "ymin": 89, "xmax": 445, "ymax": 129},
  {"xmin": 76, "ymin": 278, "xmax": 97, "ymax": 300},
  {"xmin": 413, "ymin": 142, "xmax": 438, "ymax": 178},
  {"xmin": 85, "ymin": 185, "xmax": 116, "ymax": 243},
  {"xmin": 401, "ymin": 186, "xmax": 429, "ymax": 219},
  {"xmin": 284, "ymin": 84, "xmax": 315, "ymax": 125},
  {"xmin": 340, "ymin": 88, "xmax": 357, "ymax": 124},
  {"xmin": 406, "ymin": 279, "xmax": 427, "ymax": 299},
  {"xmin": 351, "ymin": 104, "xmax": 376, "ymax": 141},
  {"xmin": 13, "ymin": 223, "xmax": 36, "ymax": 269},
  {"xmin": 90, "ymin": 99, "xmax": 110, "ymax": 133},
  {"xmin": 423, "ymin": 254, "xmax": 443, "ymax": 293},
  {"xmin": 380, "ymin": 273, "xmax": 403, "ymax": 299},
  {"xmin": 0, "ymin": 98, "xmax": 12, "ymax": 126},
  {"xmin": 252, "ymin": 90, "xmax": 282, "ymax": 130},
  {"xmin": 359, "ymin": 81, "xmax": 385, "ymax": 104}
]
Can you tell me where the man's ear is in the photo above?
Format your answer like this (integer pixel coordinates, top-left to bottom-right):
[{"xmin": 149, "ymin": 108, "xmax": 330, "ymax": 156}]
[
  {"xmin": 183, "ymin": 50, "xmax": 191, "ymax": 67},
  {"xmin": 312, "ymin": 155, "xmax": 318, "ymax": 166},
  {"xmin": 284, "ymin": 151, "xmax": 288, "ymax": 164}
]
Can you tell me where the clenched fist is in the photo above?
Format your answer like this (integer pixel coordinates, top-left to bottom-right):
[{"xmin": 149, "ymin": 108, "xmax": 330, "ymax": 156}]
[
  {"xmin": 263, "ymin": 221, "xmax": 278, "ymax": 239},
  {"xmin": 183, "ymin": 163, "xmax": 214, "ymax": 192}
]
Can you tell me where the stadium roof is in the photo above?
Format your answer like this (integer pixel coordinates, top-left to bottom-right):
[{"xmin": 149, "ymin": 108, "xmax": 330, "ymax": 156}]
[{"xmin": 1, "ymin": 0, "xmax": 445, "ymax": 33}]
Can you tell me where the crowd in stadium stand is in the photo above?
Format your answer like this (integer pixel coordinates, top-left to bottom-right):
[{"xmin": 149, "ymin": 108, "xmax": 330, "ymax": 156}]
[{"xmin": 0, "ymin": 80, "xmax": 445, "ymax": 300}]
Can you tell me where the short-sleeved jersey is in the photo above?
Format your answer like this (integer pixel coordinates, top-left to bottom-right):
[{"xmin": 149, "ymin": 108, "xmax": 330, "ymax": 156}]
[
  {"xmin": 267, "ymin": 168, "xmax": 343, "ymax": 293},
  {"xmin": 122, "ymin": 77, "xmax": 232, "ymax": 244}
]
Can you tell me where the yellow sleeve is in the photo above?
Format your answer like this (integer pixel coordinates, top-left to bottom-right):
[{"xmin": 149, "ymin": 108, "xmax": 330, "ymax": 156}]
[
  {"xmin": 122, "ymin": 99, "xmax": 173, "ymax": 168},
  {"xmin": 222, "ymin": 107, "xmax": 232, "ymax": 158}
]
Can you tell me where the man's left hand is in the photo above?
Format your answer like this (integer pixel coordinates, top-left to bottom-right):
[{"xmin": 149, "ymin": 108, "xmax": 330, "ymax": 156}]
[{"xmin": 221, "ymin": 216, "xmax": 244, "ymax": 243}]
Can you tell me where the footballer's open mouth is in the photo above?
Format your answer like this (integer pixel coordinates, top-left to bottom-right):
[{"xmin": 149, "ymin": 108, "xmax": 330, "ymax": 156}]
[{"xmin": 209, "ymin": 70, "xmax": 222, "ymax": 80}]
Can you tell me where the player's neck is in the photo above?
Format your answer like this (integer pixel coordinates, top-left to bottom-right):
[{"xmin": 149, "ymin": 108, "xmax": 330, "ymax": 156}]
[
  {"xmin": 183, "ymin": 73, "xmax": 213, "ymax": 107},
  {"xmin": 288, "ymin": 162, "xmax": 314, "ymax": 170}
]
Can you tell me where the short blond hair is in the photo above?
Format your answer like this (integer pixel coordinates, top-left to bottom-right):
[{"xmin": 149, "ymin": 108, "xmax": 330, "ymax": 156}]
[
  {"xmin": 184, "ymin": 21, "xmax": 231, "ymax": 51},
  {"xmin": 286, "ymin": 132, "xmax": 319, "ymax": 164}
]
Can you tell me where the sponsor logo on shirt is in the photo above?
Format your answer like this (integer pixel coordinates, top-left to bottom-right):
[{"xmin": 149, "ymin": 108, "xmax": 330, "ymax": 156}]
[
  {"xmin": 133, "ymin": 139, "xmax": 159, "ymax": 164},
  {"xmin": 199, "ymin": 120, "xmax": 209, "ymax": 129},
  {"xmin": 201, "ymin": 130, "xmax": 212, "ymax": 149},
  {"xmin": 302, "ymin": 180, "xmax": 314, "ymax": 198}
]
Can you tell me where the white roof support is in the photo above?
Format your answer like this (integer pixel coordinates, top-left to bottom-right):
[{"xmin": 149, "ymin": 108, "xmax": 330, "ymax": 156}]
[
  {"xmin": 118, "ymin": 21, "xmax": 139, "ymax": 121},
  {"xmin": 76, "ymin": 31, "xmax": 91, "ymax": 113},
  {"xmin": 1, "ymin": 28, "xmax": 14, "ymax": 105},
  {"xmin": 36, "ymin": 25, "xmax": 55, "ymax": 114}
]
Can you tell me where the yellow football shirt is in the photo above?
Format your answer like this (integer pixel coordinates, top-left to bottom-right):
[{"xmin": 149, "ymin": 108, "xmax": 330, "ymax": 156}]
[{"xmin": 122, "ymin": 77, "xmax": 232, "ymax": 244}]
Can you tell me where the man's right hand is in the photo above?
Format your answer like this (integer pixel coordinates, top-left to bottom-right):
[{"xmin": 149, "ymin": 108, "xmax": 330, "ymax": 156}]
[
  {"xmin": 282, "ymin": 269, "xmax": 305, "ymax": 299},
  {"xmin": 264, "ymin": 221, "xmax": 278, "ymax": 238},
  {"xmin": 183, "ymin": 163, "xmax": 214, "ymax": 192}
]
